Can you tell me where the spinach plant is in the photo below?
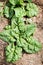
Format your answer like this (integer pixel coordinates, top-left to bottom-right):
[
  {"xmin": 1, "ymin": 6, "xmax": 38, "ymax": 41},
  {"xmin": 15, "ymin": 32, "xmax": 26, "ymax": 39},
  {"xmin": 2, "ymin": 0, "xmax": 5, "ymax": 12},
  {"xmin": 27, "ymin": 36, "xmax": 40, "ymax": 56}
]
[{"xmin": 0, "ymin": 0, "xmax": 42, "ymax": 63}]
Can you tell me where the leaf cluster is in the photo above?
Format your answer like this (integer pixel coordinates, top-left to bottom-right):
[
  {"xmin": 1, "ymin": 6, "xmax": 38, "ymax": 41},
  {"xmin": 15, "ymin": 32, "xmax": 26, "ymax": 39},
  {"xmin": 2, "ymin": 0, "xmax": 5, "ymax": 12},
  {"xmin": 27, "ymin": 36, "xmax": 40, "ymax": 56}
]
[
  {"xmin": 0, "ymin": 17, "xmax": 42, "ymax": 62},
  {"xmin": 3, "ymin": 0, "xmax": 38, "ymax": 19},
  {"xmin": 0, "ymin": 0, "xmax": 41, "ymax": 63}
]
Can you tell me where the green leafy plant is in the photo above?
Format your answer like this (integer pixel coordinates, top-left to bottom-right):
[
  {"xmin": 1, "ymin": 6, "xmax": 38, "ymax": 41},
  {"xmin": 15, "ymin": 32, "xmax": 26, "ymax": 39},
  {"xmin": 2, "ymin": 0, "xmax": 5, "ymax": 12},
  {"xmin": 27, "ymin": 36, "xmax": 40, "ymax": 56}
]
[
  {"xmin": 0, "ymin": 17, "xmax": 42, "ymax": 62},
  {"xmin": 0, "ymin": 0, "xmax": 42, "ymax": 63}
]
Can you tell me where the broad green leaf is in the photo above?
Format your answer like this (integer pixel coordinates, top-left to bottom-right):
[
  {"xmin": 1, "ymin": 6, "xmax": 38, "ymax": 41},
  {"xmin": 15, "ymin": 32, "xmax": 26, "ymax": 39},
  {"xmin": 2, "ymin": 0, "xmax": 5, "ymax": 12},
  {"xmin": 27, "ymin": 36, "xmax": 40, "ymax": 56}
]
[
  {"xmin": 5, "ymin": 44, "xmax": 15, "ymax": 62},
  {"xmin": 12, "ymin": 46, "xmax": 22, "ymax": 62},
  {"xmin": 26, "ymin": 3, "xmax": 38, "ymax": 17},
  {"xmin": 18, "ymin": 18, "xmax": 26, "ymax": 32},
  {"xmin": 11, "ymin": 16, "xmax": 17, "ymax": 28},
  {"xmin": 0, "ymin": 29, "xmax": 16, "ymax": 43},
  {"xmin": 11, "ymin": 16, "xmax": 26, "ymax": 32},
  {"xmin": 21, "ymin": 23, "xmax": 36, "ymax": 38},
  {"xmin": 25, "ymin": 23, "xmax": 36, "ymax": 37},
  {"xmin": 4, "ymin": 6, "xmax": 14, "ymax": 18},
  {"xmin": 9, "ymin": 0, "xmax": 24, "ymax": 5},
  {"xmin": 14, "ymin": 7, "xmax": 26, "ymax": 17},
  {"xmin": 4, "ymin": 6, "xmax": 9, "ymax": 18},
  {"xmin": 26, "ymin": 37, "xmax": 42, "ymax": 52},
  {"xmin": 17, "ymin": 37, "xmax": 42, "ymax": 53},
  {"xmin": 9, "ymin": 0, "xmax": 16, "ymax": 6},
  {"xmin": 5, "ymin": 44, "xmax": 22, "ymax": 62}
]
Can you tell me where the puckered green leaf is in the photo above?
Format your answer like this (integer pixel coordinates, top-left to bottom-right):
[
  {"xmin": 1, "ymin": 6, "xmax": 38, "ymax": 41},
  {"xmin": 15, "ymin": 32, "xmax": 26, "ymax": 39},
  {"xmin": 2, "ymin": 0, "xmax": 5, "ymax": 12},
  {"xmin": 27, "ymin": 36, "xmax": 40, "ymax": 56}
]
[
  {"xmin": 9, "ymin": 0, "xmax": 24, "ymax": 5},
  {"xmin": 12, "ymin": 46, "xmax": 22, "ymax": 62},
  {"xmin": 19, "ymin": 0, "xmax": 24, "ymax": 5},
  {"xmin": 9, "ymin": 0, "xmax": 16, "ymax": 6},
  {"xmin": 11, "ymin": 16, "xmax": 26, "ymax": 32},
  {"xmin": 26, "ymin": 37, "xmax": 42, "ymax": 53},
  {"xmin": 17, "ymin": 37, "xmax": 42, "ymax": 53},
  {"xmin": 14, "ymin": 7, "xmax": 26, "ymax": 17},
  {"xmin": 0, "ymin": 29, "xmax": 16, "ymax": 43},
  {"xmin": 18, "ymin": 18, "xmax": 26, "ymax": 32},
  {"xmin": 5, "ymin": 44, "xmax": 22, "ymax": 62},
  {"xmin": 21, "ymin": 23, "xmax": 36, "ymax": 38},
  {"xmin": 9, "ymin": 6, "xmax": 14, "ymax": 18},
  {"xmin": 5, "ymin": 44, "xmax": 15, "ymax": 62},
  {"xmin": 3, "ymin": 5, "xmax": 14, "ymax": 18},
  {"xmin": 0, "ymin": 25, "xmax": 19, "ymax": 43},
  {"xmin": 26, "ymin": 3, "xmax": 38, "ymax": 17},
  {"xmin": 11, "ymin": 16, "xmax": 18, "ymax": 28},
  {"xmin": 3, "ymin": 6, "xmax": 9, "ymax": 18},
  {"xmin": 25, "ymin": 23, "xmax": 36, "ymax": 37}
]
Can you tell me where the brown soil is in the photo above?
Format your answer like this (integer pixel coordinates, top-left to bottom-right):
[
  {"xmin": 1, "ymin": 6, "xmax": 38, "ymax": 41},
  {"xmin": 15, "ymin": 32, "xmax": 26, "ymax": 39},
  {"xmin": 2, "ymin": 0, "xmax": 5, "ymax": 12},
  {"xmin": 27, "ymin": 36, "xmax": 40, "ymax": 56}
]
[
  {"xmin": 15, "ymin": 53, "xmax": 42, "ymax": 65},
  {"xmin": 0, "ymin": 17, "xmax": 8, "ymax": 32},
  {"xmin": 32, "ymin": 0, "xmax": 43, "ymax": 5},
  {"xmin": 0, "ymin": 1, "xmax": 43, "ymax": 65}
]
